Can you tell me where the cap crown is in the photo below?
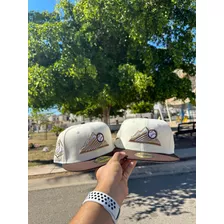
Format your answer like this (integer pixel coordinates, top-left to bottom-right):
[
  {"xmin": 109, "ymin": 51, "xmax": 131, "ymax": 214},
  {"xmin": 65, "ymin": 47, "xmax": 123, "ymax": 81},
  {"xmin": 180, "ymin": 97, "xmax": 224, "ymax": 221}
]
[
  {"xmin": 54, "ymin": 122, "xmax": 114, "ymax": 164},
  {"xmin": 114, "ymin": 118, "xmax": 174, "ymax": 154}
]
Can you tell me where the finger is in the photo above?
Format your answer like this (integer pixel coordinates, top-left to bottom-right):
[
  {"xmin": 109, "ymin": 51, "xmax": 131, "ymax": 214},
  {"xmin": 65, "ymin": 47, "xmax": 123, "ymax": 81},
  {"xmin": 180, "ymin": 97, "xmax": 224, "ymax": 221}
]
[
  {"xmin": 121, "ymin": 159, "xmax": 131, "ymax": 170},
  {"xmin": 95, "ymin": 165, "xmax": 104, "ymax": 179},
  {"xmin": 122, "ymin": 160, "xmax": 137, "ymax": 182},
  {"xmin": 120, "ymin": 159, "xmax": 125, "ymax": 166},
  {"xmin": 109, "ymin": 152, "xmax": 127, "ymax": 164},
  {"xmin": 120, "ymin": 156, "xmax": 128, "ymax": 166},
  {"xmin": 95, "ymin": 167, "xmax": 100, "ymax": 179},
  {"xmin": 94, "ymin": 167, "xmax": 100, "ymax": 176}
]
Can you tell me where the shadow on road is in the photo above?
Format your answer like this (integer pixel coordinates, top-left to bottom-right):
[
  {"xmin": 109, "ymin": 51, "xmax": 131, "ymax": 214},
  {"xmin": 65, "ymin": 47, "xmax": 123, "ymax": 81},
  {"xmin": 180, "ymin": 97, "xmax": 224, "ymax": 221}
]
[
  {"xmin": 28, "ymin": 159, "xmax": 53, "ymax": 165},
  {"xmin": 124, "ymin": 172, "xmax": 196, "ymax": 221}
]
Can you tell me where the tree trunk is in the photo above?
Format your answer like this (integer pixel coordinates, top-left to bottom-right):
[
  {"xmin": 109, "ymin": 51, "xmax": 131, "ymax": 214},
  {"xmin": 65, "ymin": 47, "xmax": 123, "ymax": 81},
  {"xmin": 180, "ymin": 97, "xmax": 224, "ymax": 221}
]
[
  {"xmin": 45, "ymin": 124, "xmax": 48, "ymax": 140},
  {"xmin": 89, "ymin": 116, "xmax": 93, "ymax": 122},
  {"xmin": 165, "ymin": 100, "xmax": 172, "ymax": 122},
  {"xmin": 102, "ymin": 107, "xmax": 111, "ymax": 124}
]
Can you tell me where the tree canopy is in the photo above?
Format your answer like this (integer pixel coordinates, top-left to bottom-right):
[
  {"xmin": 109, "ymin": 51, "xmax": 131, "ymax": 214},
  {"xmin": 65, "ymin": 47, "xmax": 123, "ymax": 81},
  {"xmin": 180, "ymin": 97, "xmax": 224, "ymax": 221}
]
[{"xmin": 28, "ymin": 0, "xmax": 196, "ymax": 123}]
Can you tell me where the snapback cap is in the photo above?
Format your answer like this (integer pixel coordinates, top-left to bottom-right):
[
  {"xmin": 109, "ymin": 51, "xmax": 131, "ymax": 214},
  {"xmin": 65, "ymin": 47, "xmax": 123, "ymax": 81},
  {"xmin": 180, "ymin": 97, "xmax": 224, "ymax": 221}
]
[
  {"xmin": 54, "ymin": 122, "xmax": 115, "ymax": 171},
  {"xmin": 114, "ymin": 118, "xmax": 179, "ymax": 162}
]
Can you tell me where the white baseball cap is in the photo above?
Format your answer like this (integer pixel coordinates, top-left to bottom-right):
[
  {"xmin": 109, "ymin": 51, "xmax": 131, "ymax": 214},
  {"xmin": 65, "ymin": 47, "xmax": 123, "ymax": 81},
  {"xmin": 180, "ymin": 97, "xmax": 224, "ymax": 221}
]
[
  {"xmin": 54, "ymin": 122, "xmax": 115, "ymax": 171},
  {"xmin": 114, "ymin": 118, "xmax": 179, "ymax": 162}
]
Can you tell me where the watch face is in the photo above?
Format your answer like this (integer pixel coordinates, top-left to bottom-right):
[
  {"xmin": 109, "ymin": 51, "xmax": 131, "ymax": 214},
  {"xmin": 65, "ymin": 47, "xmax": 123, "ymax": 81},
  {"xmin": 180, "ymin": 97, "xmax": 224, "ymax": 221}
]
[{"xmin": 148, "ymin": 129, "xmax": 157, "ymax": 139}]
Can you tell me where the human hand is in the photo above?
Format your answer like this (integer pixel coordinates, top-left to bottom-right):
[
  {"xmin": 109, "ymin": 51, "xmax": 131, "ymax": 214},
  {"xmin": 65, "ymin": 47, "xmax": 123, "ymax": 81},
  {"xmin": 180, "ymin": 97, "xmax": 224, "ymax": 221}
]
[{"xmin": 94, "ymin": 152, "xmax": 137, "ymax": 206}]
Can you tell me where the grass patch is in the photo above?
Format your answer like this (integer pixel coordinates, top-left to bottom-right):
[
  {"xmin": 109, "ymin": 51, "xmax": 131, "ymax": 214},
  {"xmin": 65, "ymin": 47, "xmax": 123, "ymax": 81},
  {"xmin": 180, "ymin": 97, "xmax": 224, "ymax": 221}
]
[
  {"xmin": 28, "ymin": 132, "xmax": 57, "ymax": 167},
  {"xmin": 28, "ymin": 131, "xmax": 117, "ymax": 167}
]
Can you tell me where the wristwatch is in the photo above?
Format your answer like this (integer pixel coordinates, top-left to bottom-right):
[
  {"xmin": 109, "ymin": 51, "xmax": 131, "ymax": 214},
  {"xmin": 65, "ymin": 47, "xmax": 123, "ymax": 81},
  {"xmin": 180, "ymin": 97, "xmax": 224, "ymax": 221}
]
[{"xmin": 83, "ymin": 191, "xmax": 121, "ymax": 223}]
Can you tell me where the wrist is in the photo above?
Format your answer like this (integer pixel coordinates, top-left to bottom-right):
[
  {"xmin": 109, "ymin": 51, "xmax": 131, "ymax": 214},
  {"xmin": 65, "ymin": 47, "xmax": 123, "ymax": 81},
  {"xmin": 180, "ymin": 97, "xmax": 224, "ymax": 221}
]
[
  {"xmin": 94, "ymin": 184, "xmax": 123, "ymax": 206},
  {"xmin": 94, "ymin": 183, "xmax": 111, "ymax": 195}
]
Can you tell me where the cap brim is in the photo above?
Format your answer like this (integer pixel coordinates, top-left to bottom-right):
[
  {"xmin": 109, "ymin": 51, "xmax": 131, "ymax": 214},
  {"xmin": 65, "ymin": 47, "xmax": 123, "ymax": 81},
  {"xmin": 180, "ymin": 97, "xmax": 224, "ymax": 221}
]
[
  {"xmin": 61, "ymin": 147, "xmax": 179, "ymax": 172},
  {"xmin": 113, "ymin": 148, "xmax": 180, "ymax": 162},
  {"xmin": 62, "ymin": 151, "xmax": 114, "ymax": 172}
]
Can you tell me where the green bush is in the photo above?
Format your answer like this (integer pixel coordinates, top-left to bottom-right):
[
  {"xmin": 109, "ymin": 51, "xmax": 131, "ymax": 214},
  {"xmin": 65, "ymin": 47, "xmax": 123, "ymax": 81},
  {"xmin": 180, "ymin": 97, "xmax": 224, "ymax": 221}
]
[{"xmin": 51, "ymin": 126, "xmax": 65, "ymax": 137}]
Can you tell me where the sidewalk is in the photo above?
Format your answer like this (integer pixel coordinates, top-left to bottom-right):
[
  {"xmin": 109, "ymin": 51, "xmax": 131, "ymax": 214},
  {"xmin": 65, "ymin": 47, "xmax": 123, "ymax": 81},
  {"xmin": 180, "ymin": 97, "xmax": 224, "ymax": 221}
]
[{"xmin": 28, "ymin": 147, "xmax": 196, "ymax": 177}]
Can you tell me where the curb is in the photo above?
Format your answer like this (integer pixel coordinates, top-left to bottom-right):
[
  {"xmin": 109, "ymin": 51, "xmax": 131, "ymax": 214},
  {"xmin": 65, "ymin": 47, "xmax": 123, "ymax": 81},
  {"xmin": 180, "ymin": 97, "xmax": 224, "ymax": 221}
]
[
  {"xmin": 28, "ymin": 147, "xmax": 196, "ymax": 177},
  {"xmin": 28, "ymin": 155, "xmax": 196, "ymax": 179},
  {"xmin": 131, "ymin": 159, "xmax": 196, "ymax": 179},
  {"xmin": 28, "ymin": 159, "xmax": 196, "ymax": 191}
]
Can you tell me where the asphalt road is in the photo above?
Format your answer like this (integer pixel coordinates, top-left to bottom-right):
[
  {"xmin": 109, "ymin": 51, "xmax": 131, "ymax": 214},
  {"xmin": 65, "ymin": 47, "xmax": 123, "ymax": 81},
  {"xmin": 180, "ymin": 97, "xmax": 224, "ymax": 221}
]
[{"xmin": 29, "ymin": 172, "xmax": 196, "ymax": 224}]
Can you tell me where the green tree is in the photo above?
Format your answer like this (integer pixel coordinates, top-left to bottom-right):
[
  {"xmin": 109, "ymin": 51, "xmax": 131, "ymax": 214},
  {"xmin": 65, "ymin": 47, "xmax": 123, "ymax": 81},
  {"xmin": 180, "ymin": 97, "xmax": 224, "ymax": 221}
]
[
  {"xmin": 28, "ymin": 0, "xmax": 196, "ymax": 124},
  {"xmin": 28, "ymin": 11, "xmax": 60, "ymax": 24},
  {"xmin": 30, "ymin": 111, "xmax": 52, "ymax": 140},
  {"xmin": 130, "ymin": 101, "xmax": 154, "ymax": 114},
  {"xmin": 51, "ymin": 125, "xmax": 65, "ymax": 137}
]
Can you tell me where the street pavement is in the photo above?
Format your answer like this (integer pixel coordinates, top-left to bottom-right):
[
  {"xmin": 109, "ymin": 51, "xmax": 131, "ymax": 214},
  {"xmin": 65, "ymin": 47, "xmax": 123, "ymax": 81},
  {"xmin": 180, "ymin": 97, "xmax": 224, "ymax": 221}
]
[
  {"xmin": 28, "ymin": 147, "xmax": 196, "ymax": 223},
  {"xmin": 28, "ymin": 172, "xmax": 196, "ymax": 224}
]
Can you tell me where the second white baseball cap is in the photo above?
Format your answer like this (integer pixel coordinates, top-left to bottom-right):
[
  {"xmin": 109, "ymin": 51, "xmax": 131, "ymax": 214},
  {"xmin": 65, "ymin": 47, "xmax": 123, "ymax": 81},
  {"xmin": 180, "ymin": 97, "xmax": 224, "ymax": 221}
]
[{"xmin": 114, "ymin": 118, "xmax": 179, "ymax": 162}]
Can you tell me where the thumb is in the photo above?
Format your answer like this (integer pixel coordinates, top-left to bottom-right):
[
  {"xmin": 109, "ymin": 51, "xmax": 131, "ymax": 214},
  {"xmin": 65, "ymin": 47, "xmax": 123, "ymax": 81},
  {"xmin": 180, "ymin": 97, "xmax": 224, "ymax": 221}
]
[
  {"xmin": 122, "ymin": 160, "xmax": 137, "ymax": 182},
  {"xmin": 108, "ymin": 152, "xmax": 127, "ymax": 164}
]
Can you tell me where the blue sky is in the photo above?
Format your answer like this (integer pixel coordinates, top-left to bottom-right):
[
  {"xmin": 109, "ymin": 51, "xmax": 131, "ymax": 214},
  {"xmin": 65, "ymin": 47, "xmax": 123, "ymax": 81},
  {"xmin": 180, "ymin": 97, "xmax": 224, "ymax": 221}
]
[
  {"xmin": 28, "ymin": 0, "xmax": 68, "ymax": 115},
  {"xmin": 28, "ymin": 0, "xmax": 75, "ymax": 12},
  {"xmin": 28, "ymin": 108, "xmax": 61, "ymax": 115},
  {"xmin": 28, "ymin": 0, "xmax": 56, "ymax": 12},
  {"xmin": 28, "ymin": 0, "xmax": 61, "ymax": 115}
]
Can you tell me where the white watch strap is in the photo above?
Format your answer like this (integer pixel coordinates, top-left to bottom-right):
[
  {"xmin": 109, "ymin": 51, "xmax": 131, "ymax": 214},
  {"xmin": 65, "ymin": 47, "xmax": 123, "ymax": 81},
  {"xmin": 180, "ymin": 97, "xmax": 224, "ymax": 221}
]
[{"xmin": 83, "ymin": 191, "xmax": 120, "ymax": 223}]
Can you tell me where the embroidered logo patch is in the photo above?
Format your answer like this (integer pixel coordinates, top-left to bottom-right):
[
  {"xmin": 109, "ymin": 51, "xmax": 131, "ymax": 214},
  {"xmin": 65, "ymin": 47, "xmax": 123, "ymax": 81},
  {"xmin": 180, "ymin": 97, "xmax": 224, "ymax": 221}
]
[
  {"xmin": 80, "ymin": 132, "xmax": 109, "ymax": 154},
  {"xmin": 94, "ymin": 156, "xmax": 111, "ymax": 164},
  {"xmin": 148, "ymin": 129, "xmax": 157, "ymax": 139},
  {"xmin": 129, "ymin": 127, "xmax": 161, "ymax": 146},
  {"xmin": 96, "ymin": 133, "xmax": 104, "ymax": 142},
  {"xmin": 134, "ymin": 152, "xmax": 154, "ymax": 159},
  {"xmin": 55, "ymin": 139, "xmax": 64, "ymax": 158}
]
